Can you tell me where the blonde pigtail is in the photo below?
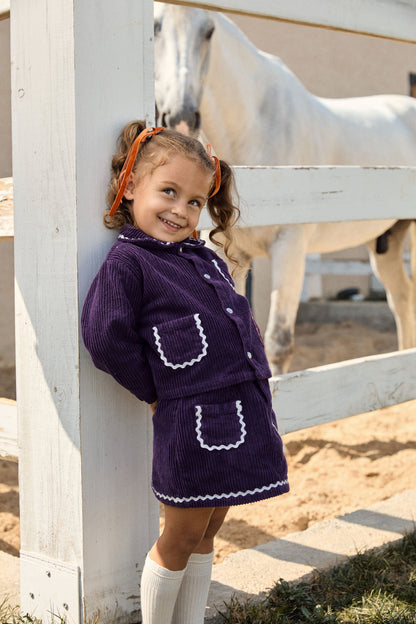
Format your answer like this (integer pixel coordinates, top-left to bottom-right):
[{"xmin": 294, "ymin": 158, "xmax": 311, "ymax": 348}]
[
  {"xmin": 104, "ymin": 121, "xmax": 148, "ymax": 229},
  {"xmin": 206, "ymin": 160, "xmax": 240, "ymax": 271}
]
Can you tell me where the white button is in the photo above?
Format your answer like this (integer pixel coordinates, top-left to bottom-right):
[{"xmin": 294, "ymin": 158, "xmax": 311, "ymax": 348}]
[
  {"xmin": 204, "ymin": 274, "xmax": 211, "ymax": 279},
  {"xmin": 226, "ymin": 307, "xmax": 233, "ymax": 314},
  {"xmin": 179, "ymin": 246, "xmax": 183, "ymax": 252},
  {"xmin": 247, "ymin": 351, "xmax": 252, "ymax": 359}
]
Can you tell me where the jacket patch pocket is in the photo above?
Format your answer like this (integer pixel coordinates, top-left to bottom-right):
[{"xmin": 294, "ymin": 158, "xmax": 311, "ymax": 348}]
[
  {"xmin": 195, "ymin": 400, "xmax": 246, "ymax": 451},
  {"xmin": 153, "ymin": 313, "xmax": 208, "ymax": 369}
]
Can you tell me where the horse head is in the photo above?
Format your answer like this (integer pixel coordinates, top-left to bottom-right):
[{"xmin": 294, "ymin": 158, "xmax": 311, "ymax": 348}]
[{"xmin": 154, "ymin": 3, "xmax": 215, "ymax": 136}]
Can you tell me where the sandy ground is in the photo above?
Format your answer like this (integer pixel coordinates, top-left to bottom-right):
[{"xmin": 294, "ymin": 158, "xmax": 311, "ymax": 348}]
[{"xmin": 1, "ymin": 320, "xmax": 415, "ymax": 566}]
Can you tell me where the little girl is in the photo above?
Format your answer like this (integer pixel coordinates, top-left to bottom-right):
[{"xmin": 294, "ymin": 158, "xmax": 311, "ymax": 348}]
[{"xmin": 81, "ymin": 121, "xmax": 289, "ymax": 624}]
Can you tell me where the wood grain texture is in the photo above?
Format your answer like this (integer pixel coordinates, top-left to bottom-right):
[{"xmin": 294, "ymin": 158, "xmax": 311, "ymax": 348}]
[{"xmin": 11, "ymin": 0, "xmax": 157, "ymax": 622}]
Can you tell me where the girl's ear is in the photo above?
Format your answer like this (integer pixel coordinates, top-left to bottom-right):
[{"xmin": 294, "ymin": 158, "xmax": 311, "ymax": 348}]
[{"xmin": 123, "ymin": 174, "xmax": 135, "ymax": 200}]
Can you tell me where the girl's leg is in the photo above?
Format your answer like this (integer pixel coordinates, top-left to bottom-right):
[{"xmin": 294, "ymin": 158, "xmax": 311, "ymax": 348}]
[
  {"xmin": 141, "ymin": 505, "xmax": 220, "ymax": 624},
  {"xmin": 172, "ymin": 506, "xmax": 230, "ymax": 624},
  {"xmin": 194, "ymin": 505, "xmax": 230, "ymax": 554},
  {"xmin": 150, "ymin": 505, "xmax": 219, "ymax": 569}
]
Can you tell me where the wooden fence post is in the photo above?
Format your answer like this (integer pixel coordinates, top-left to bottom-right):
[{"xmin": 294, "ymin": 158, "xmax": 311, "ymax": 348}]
[{"xmin": 11, "ymin": 1, "xmax": 157, "ymax": 622}]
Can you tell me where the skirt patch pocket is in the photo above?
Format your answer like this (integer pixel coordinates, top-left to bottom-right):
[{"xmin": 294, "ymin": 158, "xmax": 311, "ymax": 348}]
[
  {"xmin": 195, "ymin": 400, "xmax": 246, "ymax": 451},
  {"xmin": 153, "ymin": 313, "xmax": 208, "ymax": 369}
]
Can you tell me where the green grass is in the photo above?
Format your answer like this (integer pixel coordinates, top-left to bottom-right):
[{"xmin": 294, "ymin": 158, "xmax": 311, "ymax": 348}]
[
  {"xmin": 2, "ymin": 530, "xmax": 415, "ymax": 624},
  {"xmin": 0, "ymin": 602, "xmax": 74, "ymax": 624},
  {"xmin": 214, "ymin": 528, "xmax": 416, "ymax": 623},
  {"xmin": 0, "ymin": 601, "xmax": 41, "ymax": 624}
]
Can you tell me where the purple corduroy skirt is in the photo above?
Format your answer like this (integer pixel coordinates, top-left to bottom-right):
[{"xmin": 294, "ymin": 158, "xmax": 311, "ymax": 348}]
[{"xmin": 151, "ymin": 379, "xmax": 289, "ymax": 508}]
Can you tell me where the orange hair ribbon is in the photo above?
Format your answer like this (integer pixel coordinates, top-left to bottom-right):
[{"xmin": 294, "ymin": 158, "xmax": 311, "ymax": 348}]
[
  {"xmin": 207, "ymin": 144, "xmax": 221, "ymax": 198},
  {"xmin": 108, "ymin": 126, "xmax": 165, "ymax": 217}
]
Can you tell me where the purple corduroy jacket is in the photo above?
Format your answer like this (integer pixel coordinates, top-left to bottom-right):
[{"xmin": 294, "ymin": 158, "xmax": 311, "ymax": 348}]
[{"xmin": 81, "ymin": 225, "xmax": 272, "ymax": 404}]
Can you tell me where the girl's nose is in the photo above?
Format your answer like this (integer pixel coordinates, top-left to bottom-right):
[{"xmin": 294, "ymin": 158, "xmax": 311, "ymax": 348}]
[{"xmin": 171, "ymin": 201, "xmax": 187, "ymax": 217}]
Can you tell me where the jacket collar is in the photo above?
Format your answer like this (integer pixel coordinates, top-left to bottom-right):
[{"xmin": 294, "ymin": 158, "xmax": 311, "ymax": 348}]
[{"xmin": 118, "ymin": 225, "xmax": 206, "ymax": 251}]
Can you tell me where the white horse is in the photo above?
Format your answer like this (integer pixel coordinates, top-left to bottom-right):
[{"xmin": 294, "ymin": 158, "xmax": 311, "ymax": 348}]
[{"xmin": 153, "ymin": 3, "xmax": 416, "ymax": 375}]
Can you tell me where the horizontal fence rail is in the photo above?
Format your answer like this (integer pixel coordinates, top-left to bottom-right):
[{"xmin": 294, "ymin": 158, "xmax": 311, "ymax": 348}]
[
  {"xmin": 3, "ymin": 168, "xmax": 415, "ymax": 236},
  {"xmin": 0, "ymin": 399, "xmax": 18, "ymax": 461},
  {"xmin": 4, "ymin": 0, "xmax": 416, "ymax": 41},
  {"xmin": 199, "ymin": 166, "xmax": 416, "ymax": 228},
  {"xmin": 0, "ymin": 0, "xmax": 8, "ymax": 20},
  {"xmin": 0, "ymin": 177, "xmax": 13, "ymax": 238},
  {"xmin": 271, "ymin": 348, "xmax": 416, "ymax": 434},
  {"xmin": 162, "ymin": 0, "xmax": 416, "ymax": 43}
]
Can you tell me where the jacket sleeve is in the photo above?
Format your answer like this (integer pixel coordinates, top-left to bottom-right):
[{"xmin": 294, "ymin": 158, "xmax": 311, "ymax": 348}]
[{"xmin": 81, "ymin": 259, "xmax": 157, "ymax": 404}]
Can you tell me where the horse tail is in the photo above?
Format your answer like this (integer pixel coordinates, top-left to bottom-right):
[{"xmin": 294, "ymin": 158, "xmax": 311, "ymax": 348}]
[{"xmin": 375, "ymin": 230, "xmax": 391, "ymax": 254}]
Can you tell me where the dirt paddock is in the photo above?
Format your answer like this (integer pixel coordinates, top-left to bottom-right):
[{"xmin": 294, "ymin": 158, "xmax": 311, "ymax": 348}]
[{"xmin": 1, "ymin": 320, "xmax": 415, "ymax": 565}]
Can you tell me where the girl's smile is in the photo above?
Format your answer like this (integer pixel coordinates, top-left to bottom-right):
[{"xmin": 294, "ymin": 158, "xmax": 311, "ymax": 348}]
[{"xmin": 124, "ymin": 155, "xmax": 213, "ymax": 242}]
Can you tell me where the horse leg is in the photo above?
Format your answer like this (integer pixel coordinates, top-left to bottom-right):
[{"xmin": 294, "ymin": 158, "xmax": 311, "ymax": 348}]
[
  {"xmin": 367, "ymin": 220, "xmax": 415, "ymax": 350},
  {"xmin": 265, "ymin": 225, "xmax": 310, "ymax": 375}
]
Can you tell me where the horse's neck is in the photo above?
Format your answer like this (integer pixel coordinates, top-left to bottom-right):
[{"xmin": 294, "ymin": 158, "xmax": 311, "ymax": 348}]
[{"xmin": 201, "ymin": 14, "xmax": 317, "ymax": 164}]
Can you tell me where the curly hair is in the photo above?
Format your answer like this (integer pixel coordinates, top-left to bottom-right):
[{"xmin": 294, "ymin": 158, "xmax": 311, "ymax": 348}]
[{"xmin": 105, "ymin": 120, "xmax": 240, "ymax": 266}]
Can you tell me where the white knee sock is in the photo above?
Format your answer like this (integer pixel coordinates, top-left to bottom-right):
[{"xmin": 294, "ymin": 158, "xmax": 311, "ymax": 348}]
[
  {"xmin": 140, "ymin": 554, "xmax": 186, "ymax": 624},
  {"xmin": 171, "ymin": 551, "xmax": 214, "ymax": 624}
]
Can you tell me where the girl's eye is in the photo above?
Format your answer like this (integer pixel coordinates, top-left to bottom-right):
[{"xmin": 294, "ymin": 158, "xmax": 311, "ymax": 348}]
[
  {"xmin": 189, "ymin": 199, "xmax": 202, "ymax": 208},
  {"xmin": 163, "ymin": 188, "xmax": 175, "ymax": 196}
]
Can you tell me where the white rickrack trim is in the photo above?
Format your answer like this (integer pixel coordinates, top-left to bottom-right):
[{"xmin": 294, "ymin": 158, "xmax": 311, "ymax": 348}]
[
  {"xmin": 153, "ymin": 313, "xmax": 208, "ymax": 369},
  {"xmin": 118, "ymin": 233, "xmax": 173, "ymax": 245},
  {"xmin": 211, "ymin": 259, "xmax": 235, "ymax": 290},
  {"xmin": 152, "ymin": 479, "xmax": 289, "ymax": 504},
  {"xmin": 195, "ymin": 400, "xmax": 246, "ymax": 451}
]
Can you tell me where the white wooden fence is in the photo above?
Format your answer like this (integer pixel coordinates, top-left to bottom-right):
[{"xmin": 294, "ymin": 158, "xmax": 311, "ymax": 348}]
[{"xmin": 2, "ymin": 0, "xmax": 416, "ymax": 622}]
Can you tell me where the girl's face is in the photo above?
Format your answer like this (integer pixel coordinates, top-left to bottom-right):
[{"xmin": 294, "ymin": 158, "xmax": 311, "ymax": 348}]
[{"xmin": 124, "ymin": 154, "xmax": 212, "ymax": 243}]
